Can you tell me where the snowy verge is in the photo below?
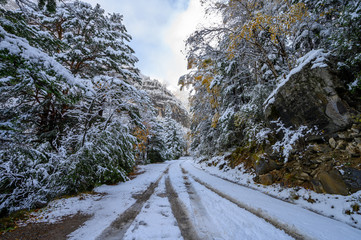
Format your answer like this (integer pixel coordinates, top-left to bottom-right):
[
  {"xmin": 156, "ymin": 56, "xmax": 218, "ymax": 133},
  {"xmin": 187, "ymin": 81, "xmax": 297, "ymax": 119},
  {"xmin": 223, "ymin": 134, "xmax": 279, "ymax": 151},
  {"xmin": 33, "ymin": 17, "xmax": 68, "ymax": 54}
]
[
  {"xmin": 183, "ymin": 158, "xmax": 361, "ymax": 240},
  {"xmin": 23, "ymin": 162, "xmax": 172, "ymax": 240},
  {"xmin": 191, "ymin": 156, "xmax": 361, "ymax": 229}
]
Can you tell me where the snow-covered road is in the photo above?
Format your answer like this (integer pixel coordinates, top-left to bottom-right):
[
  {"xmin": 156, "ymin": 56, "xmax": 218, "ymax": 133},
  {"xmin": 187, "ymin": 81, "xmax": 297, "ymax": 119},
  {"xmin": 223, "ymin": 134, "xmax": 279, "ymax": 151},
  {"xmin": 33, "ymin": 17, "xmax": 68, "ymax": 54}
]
[{"xmin": 30, "ymin": 157, "xmax": 361, "ymax": 240}]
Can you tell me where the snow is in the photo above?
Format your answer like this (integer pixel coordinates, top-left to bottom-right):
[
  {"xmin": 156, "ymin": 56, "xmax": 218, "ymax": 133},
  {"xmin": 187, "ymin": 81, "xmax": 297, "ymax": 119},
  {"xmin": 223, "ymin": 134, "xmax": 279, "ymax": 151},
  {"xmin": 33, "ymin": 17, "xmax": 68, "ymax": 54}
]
[
  {"xmin": 271, "ymin": 120, "xmax": 315, "ymax": 162},
  {"xmin": 350, "ymin": 11, "xmax": 359, "ymax": 20},
  {"xmin": 27, "ymin": 162, "xmax": 170, "ymax": 240},
  {"xmin": 349, "ymin": 77, "xmax": 360, "ymax": 89},
  {"xmin": 189, "ymin": 178, "xmax": 292, "ymax": 240},
  {"xmin": 168, "ymin": 160, "xmax": 293, "ymax": 239},
  {"xmin": 25, "ymin": 158, "xmax": 361, "ymax": 240},
  {"xmin": 194, "ymin": 156, "xmax": 361, "ymax": 229},
  {"xmin": 184, "ymin": 159, "xmax": 361, "ymax": 240},
  {"xmin": 0, "ymin": 26, "xmax": 86, "ymax": 90},
  {"xmin": 123, "ymin": 177, "xmax": 183, "ymax": 240},
  {"xmin": 219, "ymin": 107, "xmax": 235, "ymax": 123},
  {"xmin": 264, "ymin": 49, "xmax": 330, "ymax": 110},
  {"xmin": 255, "ymin": 127, "xmax": 272, "ymax": 143}
]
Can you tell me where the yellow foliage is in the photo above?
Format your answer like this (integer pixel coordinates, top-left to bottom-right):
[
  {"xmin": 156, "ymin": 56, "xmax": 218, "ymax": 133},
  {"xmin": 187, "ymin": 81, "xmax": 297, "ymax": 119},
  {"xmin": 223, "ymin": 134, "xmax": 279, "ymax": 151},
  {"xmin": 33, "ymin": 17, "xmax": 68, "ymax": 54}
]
[
  {"xmin": 211, "ymin": 112, "xmax": 220, "ymax": 128},
  {"xmin": 187, "ymin": 57, "xmax": 196, "ymax": 70},
  {"xmin": 195, "ymin": 75, "xmax": 203, "ymax": 81},
  {"xmin": 227, "ymin": 2, "xmax": 308, "ymax": 59},
  {"xmin": 133, "ymin": 123, "xmax": 150, "ymax": 161}
]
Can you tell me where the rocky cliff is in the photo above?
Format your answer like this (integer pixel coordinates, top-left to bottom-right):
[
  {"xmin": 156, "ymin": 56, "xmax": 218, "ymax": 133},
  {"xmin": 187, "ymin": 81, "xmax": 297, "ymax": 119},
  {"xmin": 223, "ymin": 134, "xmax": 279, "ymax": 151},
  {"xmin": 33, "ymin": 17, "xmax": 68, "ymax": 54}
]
[
  {"xmin": 140, "ymin": 75, "xmax": 190, "ymax": 128},
  {"xmin": 228, "ymin": 51, "xmax": 361, "ymax": 195},
  {"xmin": 264, "ymin": 50, "xmax": 356, "ymax": 135}
]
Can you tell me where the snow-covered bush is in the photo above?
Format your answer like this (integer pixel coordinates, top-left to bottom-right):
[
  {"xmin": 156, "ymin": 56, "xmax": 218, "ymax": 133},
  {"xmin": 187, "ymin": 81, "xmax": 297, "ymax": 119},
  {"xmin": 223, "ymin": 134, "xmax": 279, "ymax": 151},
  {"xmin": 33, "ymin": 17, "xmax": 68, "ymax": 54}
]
[
  {"xmin": 0, "ymin": 145, "xmax": 68, "ymax": 214},
  {"xmin": 66, "ymin": 123, "xmax": 136, "ymax": 191},
  {"xmin": 270, "ymin": 120, "xmax": 316, "ymax": 162}
]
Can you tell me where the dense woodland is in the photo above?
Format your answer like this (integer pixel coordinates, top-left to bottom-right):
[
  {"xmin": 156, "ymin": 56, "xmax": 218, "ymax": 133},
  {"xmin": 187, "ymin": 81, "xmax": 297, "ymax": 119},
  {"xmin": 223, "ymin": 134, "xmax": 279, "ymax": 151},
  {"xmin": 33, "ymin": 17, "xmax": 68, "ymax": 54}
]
[
  {"xmin": 1, "ymin": 0, "xmax": 361, "ymax": 217},
  {"xmin": 181, "ymin": 0, "xmax": 361, "ymax": 156},
  {"xmin": 181, "ymin": 0, "xmax": 361, "ymax": 194},
  {"xmin": 0, "ymin": 0, "xmax": 187, "ymax": 215}
]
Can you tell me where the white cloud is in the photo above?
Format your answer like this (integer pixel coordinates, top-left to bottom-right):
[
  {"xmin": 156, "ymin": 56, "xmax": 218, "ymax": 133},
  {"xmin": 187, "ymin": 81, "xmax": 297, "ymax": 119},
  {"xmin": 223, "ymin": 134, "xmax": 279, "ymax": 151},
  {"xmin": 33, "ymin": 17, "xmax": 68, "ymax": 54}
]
[
  {"xmin": 83, "ymin": 0, "xmax": 209, "ymax": 93},
  {"xmin": 84, "ymin": 0, "xmax": 174, "ymax": 39},
  {"xmin": 161, "ymin": 0, "xmax": 205, "ymax": 90}
]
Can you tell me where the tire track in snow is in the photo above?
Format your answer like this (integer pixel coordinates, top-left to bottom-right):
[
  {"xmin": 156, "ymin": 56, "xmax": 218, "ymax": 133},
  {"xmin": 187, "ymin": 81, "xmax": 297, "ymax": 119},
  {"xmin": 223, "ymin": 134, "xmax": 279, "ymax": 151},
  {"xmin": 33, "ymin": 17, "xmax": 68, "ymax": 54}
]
[
  {"xmin": 190, "ymin": 161, "xmax": 361, "ymax": 230},
  {"xmin": 165, "ymin": 176, "xmax": 200, "ymax": 240},
  {"xmin": 95, "ymin": 166, "xmax": 170, "ymax": 240},
  {"xmin": 181, "ymin": 166, "xmax": 308, "ymax": 240},
  {"xmin": 182, "ymin": 174, "xmax": 226, "ymax": 240}
]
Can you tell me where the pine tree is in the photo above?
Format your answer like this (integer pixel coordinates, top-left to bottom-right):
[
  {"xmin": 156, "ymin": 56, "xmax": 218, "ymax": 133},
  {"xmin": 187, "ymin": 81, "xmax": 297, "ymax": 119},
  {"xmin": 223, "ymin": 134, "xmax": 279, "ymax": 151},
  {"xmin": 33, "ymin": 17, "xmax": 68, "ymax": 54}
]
[
  {"xmin": 30, "ymin": 0, "xmax": 139, "ymax": 80},
  {"xmin": 0, "ymin": 8, "xmax": 82, "ymax": 214},
  {"xmin": 38, "ymin": 0, "xmax": 56, "ymax": 12},
  {"xmin": 0, "ymin": 2, "xmax": 151, "ymax": 215}
]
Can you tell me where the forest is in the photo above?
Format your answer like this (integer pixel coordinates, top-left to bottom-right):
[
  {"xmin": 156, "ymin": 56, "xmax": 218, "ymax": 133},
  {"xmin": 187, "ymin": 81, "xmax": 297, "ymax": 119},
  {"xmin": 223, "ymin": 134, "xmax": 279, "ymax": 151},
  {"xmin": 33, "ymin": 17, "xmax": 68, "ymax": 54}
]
[
  {"xmin": 181, "ymin": 0, "xmax": 361, "ymax": 194},
  {"xmin": 182, "ymin": 0, "xmax": 360, "ymax": 156},
  {"xmin": 1, "ymin": 0, "xmax": 361, "ymax": 219},
  {"xmin": 0, "ymin": 0, "xmax": 187, "ymax": 216}
]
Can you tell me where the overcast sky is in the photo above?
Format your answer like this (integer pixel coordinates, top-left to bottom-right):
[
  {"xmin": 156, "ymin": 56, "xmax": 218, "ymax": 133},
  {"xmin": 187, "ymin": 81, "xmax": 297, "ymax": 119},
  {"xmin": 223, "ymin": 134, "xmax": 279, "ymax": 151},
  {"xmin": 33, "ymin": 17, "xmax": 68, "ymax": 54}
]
[{"xmin": 83, "ymin": 0, "xmax": 206, "ymax": 92}]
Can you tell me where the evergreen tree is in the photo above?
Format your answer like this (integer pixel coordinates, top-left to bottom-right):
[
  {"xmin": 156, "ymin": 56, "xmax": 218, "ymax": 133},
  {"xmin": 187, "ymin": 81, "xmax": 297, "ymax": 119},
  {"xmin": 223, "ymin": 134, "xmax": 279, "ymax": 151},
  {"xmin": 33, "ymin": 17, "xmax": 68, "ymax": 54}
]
[
  {"xmin": 0, "ymin": 8, "xmax": 82, "ymax": 214},
  {"xmin": 30, "ymin": 0, "xmax": 139, "ymax": 80},
  {"xmin": 0, "ymin": 1, "xmax": 151, "ymax": 215},
  {"xmin": 38, "ymin": 0, "xmax": 56, "ymax": 12},
  {"xmin": 183, "ymin": 0, "xmax": 361, "ymax": 157}
]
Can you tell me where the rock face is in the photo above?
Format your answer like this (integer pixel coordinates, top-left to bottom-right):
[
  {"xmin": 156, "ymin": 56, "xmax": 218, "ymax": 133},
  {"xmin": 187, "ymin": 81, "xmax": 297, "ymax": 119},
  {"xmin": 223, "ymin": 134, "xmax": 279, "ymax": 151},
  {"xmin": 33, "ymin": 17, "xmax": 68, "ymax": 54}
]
[
  {"xmin": 343, "ymin": 168, "xmax": 361, "ymax": 193},
  {"xmin": 140, "ymin": 75, "xmax": 190, "ymax": 128},
  {"xmin": 255, "ymin": 159, "xmax": 282, "ymax": 176},
  {"xmin": 317, "ymin": 170, "xmax": 349, "ymax": 195},
  {"xmin": 264, "ymin": 51, "xmax": 353, "ymax": 134},
  {"xmin": 250, "ymin": 51, "xmax": 361, "ymax": 195}
]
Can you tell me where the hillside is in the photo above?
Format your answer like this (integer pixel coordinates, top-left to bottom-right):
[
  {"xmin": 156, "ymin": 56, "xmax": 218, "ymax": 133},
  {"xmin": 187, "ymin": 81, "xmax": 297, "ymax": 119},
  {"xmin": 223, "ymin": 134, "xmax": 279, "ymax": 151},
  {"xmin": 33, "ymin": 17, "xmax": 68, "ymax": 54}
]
[{"xmin": 139, "ymin": 75, "xmax": 190, "ymax": 128}]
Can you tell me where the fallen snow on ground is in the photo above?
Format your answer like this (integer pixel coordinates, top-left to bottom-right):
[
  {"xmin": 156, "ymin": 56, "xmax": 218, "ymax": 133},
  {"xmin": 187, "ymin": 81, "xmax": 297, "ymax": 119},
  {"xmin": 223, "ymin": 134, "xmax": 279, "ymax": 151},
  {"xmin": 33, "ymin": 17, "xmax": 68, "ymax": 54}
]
[
  {"xmin": 24, "ymin": 157, "xmax": 361, "ymax": 240},
  {"xmin": 188, "ymin": 176, "xmax": 293, "ymax": 239},
  {"xmin": 192, "ymin": 156, "xmax": 361, "ymax": 229},
  {"xmin": 123, "ymin": 176, "xmax": 183, "ymax": 240},
  {"xmin": 183, "ymin": 158, "xmax": 361, "ymax": 240},
  {"xmin": 26, "ymin": 162, "xmax": 171, "ymax": 240},
  {"xmin": 168, "ymin": 161, "xmax": 293, "ymax": 240}
]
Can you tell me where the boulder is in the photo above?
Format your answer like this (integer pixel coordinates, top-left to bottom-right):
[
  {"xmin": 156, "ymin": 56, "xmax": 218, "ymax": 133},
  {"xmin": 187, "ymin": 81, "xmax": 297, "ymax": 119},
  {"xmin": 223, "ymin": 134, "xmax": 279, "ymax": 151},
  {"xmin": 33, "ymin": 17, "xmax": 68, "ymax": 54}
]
[
  {"xmin": 296, "ymin": 172, "xmax": 311, "ymax": 181},
  {"xmin": 311, "ymin": 179, "xmax": 324, "ymax": 193},
  {"xmin": 317, "ymin": 170, "xmax": 349, "ymax": 195},
  {"xmin": 336, "ymin": 140, "xmax": 347, "ymax": 150},
  {"xmin": 346, "ymin": 143, "xmax": 360, "ymax": 157},
  {"xmin": 255, "ymin": 158, "xmax": 282, "ymax": 175},
  {"xmin": 329, "ymin": 138, "xmax": 337, "ymax": 149},
  {"xmin": 310, "ymin": 144, "xmax": 330, "ymax": 153},
  {"xmin": 338, "ymin": 132, "xmax": 351, "ymax": 139},
  {"xmin": 264, "ymin": 51, "xmax": 354, "ymax": 134},
  {"xmin": 342, "ymin": 168, "xmax": 361, "ymax": 193},
  {"xmin": 259, "ymin": 173, "xmax": 274, "ymax": 185}
]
